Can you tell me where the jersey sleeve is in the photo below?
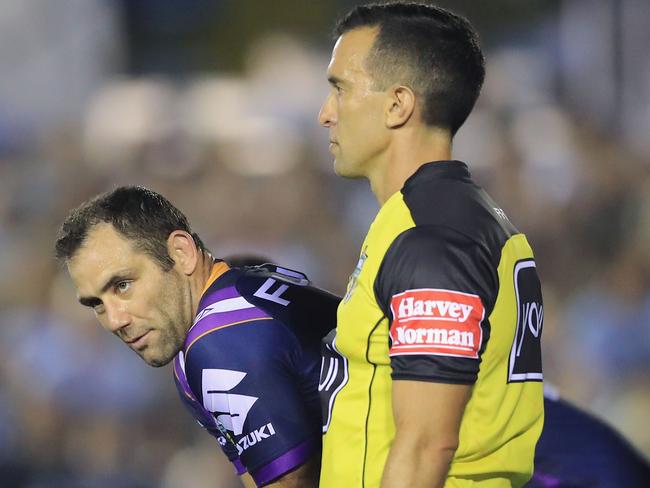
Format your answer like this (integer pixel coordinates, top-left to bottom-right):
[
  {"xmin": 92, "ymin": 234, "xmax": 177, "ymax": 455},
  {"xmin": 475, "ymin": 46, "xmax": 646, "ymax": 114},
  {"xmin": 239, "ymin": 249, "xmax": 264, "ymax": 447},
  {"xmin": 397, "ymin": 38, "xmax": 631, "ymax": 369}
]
[
  {"xmin": 183, "ymin": 318, "xmax": 320, "ymax": 486},
  {"xmin": 375, "ymin": 225, "xmax": 497, "ymax": 384}
]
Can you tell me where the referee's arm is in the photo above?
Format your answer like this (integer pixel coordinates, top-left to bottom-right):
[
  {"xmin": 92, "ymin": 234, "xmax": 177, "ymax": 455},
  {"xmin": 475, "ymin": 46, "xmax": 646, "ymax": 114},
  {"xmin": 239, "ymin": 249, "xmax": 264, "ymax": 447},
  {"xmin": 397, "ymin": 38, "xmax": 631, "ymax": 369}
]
[{"xmin": 380, "ymin": 380, "xmax": 472, "ymax": 488}]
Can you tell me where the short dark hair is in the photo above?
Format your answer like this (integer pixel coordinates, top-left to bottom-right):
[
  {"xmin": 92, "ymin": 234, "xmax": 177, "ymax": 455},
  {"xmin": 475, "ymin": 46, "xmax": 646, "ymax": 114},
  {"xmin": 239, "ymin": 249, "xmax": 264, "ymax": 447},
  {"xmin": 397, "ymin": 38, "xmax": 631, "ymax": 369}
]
[
  {"xmin": 55, "ymin": 186, "xmax": 206, "ymax": 271},
  {"xmin": 335, "ymin": 2, "xmax": 485, "ymax": 135}
]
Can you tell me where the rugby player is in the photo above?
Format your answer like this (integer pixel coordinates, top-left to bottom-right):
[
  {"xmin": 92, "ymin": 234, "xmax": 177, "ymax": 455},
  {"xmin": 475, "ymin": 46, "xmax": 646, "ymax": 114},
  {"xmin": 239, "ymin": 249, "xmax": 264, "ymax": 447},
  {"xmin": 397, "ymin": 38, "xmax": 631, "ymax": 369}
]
[
  {"xmin": 54, "ymin": 186, "xmax": 337, "ymax": 487},
  {"xmin": 318, "ymin": 3, "xmax": 543, "ymax": 486}
]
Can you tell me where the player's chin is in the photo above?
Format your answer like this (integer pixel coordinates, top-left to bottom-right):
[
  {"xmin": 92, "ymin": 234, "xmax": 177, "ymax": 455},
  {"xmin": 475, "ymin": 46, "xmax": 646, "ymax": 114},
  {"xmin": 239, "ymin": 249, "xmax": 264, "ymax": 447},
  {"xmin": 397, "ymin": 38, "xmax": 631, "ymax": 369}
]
[{"xmin": 138, "ymin": 346, "xmax": 176, "ymax": 368}]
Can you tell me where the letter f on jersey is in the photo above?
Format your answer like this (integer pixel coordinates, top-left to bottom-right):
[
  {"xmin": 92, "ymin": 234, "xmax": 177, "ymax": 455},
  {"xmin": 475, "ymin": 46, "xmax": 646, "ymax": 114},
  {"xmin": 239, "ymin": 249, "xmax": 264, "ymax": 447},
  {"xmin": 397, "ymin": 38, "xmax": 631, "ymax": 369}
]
[{"xmin": 202, "ymin": 369, "xmax": 258, "ymax": 436}]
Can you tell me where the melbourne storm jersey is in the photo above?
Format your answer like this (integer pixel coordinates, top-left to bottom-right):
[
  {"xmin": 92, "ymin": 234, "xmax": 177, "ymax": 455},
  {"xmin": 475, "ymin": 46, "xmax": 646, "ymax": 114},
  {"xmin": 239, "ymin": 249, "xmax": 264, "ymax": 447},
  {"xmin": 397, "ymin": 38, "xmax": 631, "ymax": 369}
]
[
  {"xmin": 528, "ymin": 387, "xmax": 650, "ymax": 488},
  {"xmin": 320, "ymin": 161, "xmax": 544, "ymax": 487},
  {"xmin": 173, "ymin": 262, "xmax": 337, "ymax": 486}
]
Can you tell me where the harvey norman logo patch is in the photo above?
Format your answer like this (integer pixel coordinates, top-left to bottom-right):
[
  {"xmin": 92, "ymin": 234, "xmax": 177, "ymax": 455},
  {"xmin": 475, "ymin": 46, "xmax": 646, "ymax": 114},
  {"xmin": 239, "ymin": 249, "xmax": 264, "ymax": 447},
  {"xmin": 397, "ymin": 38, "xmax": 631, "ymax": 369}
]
[{"xmin": 389, "ymin": 288, "xmax": 485, "ymax": 358}]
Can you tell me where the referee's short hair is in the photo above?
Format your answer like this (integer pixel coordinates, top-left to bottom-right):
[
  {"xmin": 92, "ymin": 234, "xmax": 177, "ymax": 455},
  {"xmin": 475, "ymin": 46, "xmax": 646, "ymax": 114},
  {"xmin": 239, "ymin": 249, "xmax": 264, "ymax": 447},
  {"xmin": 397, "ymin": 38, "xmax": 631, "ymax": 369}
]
[{"xmin": 335, "ymin": 2, "xmax": 485, "ymax": 135}]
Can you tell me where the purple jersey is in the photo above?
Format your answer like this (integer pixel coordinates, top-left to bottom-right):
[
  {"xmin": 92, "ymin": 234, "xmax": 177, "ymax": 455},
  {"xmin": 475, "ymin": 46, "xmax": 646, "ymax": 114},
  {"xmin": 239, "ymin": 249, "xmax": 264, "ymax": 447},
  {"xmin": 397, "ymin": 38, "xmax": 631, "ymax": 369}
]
[
  {"xmin": 172, "ymin": 263, "xmax": 337, "ymax": 486},
  {"xmin": 526, "ymin": 387, "xmax": 650, "ymax": 487}
]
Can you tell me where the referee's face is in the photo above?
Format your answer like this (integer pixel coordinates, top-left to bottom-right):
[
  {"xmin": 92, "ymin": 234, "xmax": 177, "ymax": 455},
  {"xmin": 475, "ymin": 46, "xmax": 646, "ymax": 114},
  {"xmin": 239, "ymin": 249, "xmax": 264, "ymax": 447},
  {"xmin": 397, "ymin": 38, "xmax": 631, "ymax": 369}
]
[
  {"xmin": 67, "ymin": 223, "xmax": 191, "ymax": 367},
  {"xmin": 319, "ymin": 27, "xmax": 390, "ymax": 179}
]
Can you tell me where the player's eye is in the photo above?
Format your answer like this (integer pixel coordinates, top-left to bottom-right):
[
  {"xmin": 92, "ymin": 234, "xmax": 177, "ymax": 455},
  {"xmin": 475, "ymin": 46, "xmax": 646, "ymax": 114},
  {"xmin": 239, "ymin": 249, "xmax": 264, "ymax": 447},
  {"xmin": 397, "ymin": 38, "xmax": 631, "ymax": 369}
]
[{"xmin": 115, "ymin": 281, "xmax": 132, "ymax": 294}]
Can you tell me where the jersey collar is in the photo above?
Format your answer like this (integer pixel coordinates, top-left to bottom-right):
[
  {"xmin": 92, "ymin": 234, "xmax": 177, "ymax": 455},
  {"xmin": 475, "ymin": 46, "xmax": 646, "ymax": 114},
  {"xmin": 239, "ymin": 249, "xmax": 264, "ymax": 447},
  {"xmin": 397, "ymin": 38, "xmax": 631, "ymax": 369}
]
[{"xmin": 200, "ymin": 260, "xmax": 230, "ymax": 296}]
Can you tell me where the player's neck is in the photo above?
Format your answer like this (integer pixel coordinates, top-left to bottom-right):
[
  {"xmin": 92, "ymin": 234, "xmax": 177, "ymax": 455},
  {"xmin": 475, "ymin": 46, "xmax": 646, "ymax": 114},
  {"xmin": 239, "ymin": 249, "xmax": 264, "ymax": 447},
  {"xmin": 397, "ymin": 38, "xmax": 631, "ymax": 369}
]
[
  {"xmin": 369, "ymin": 128, "xmax": 452, "ymax": 205},
  {"xmin": 198, "ymin": 253, "xmax": 228, "ymax": 295},
  {"xmin": 187, "ymin": 253, "xmax": 228, "ymax": 324}
]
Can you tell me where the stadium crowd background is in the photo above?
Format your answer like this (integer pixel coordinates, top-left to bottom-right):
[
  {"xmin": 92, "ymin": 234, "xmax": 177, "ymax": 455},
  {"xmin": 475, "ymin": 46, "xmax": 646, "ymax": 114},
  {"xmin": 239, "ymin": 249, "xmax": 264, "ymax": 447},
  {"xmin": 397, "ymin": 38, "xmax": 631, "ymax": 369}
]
[{"xmin": 1, "ymin": 0, "xmax": 649, "ymax": 486}]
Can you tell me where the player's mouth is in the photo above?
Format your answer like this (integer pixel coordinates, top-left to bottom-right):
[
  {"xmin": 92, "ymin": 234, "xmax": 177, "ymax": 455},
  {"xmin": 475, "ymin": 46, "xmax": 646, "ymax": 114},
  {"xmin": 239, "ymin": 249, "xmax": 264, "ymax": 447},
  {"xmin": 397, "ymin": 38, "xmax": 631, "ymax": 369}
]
[{"xmin": 125, "ymin": 330, "xmax": 152, "ymax": 350}]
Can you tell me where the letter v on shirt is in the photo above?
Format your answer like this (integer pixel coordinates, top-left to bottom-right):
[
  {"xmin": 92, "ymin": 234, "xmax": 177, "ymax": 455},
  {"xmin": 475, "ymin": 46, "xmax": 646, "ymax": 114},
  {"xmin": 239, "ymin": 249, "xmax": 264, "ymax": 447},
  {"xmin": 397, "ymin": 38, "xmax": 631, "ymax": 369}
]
[{"xmin": 389, "ymin": 288, "xmax": 485, "ymax": 358}]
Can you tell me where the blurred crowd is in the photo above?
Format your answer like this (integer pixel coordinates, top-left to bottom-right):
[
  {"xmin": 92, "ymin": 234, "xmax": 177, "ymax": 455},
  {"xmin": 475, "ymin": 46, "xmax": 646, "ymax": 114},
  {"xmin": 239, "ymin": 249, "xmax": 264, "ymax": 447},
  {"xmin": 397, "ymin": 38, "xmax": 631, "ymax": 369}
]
[{"xmin": 1, "ymin": 1, "xmax": 649, "ymax": 486}]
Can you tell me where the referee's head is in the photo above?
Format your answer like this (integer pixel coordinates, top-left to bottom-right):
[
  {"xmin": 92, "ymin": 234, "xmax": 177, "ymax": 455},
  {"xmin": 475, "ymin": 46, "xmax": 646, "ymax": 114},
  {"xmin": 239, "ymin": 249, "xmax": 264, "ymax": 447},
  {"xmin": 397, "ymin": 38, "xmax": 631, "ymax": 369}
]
[{"xmin": 334, "ymin": 2, "xmax": 484, "ymax": 136}]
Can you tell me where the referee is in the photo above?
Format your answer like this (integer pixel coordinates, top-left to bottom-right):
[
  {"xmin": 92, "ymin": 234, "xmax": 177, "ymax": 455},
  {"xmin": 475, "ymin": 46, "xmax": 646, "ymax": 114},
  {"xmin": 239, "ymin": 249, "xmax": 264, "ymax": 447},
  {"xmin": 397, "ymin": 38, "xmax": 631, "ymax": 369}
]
[{"xmin": 318, "ymin": 3, "xmax": 543, "ymax": 487}]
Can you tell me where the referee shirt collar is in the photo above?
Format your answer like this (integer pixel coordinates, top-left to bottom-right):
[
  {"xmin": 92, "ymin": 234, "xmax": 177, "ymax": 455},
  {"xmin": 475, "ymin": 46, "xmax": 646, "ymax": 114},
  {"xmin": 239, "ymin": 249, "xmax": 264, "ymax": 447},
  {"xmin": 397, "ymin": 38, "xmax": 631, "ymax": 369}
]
[{"xmin": 402, "ymin": 160, "xmax": 471, "ymax": 193}]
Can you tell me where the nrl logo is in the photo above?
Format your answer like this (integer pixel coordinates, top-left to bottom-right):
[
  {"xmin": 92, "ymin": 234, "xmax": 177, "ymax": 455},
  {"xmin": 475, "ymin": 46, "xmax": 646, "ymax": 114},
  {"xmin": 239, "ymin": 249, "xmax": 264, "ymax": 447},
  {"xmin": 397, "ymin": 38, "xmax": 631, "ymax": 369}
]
[{"xmin": 343, "ymin": 247, "xmax": 368, "ymax": 303}]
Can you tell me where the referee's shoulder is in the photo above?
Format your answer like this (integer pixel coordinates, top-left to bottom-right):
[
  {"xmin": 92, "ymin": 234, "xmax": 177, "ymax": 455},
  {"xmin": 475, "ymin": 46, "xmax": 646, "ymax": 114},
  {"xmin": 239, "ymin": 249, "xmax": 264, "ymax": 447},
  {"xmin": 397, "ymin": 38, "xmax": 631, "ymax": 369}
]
[{"xmin": 405, "ymin": 180, "xmax": 515, "ymax": 247}]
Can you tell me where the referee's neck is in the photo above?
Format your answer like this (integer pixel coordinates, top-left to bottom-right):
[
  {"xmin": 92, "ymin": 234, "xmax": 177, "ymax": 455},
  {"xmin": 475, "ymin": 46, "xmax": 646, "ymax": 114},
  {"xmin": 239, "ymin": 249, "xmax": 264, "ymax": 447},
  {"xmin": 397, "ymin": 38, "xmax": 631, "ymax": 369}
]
[{"xmin": 370, "ymin": 132, "xmax": 452, "ymax": 205}]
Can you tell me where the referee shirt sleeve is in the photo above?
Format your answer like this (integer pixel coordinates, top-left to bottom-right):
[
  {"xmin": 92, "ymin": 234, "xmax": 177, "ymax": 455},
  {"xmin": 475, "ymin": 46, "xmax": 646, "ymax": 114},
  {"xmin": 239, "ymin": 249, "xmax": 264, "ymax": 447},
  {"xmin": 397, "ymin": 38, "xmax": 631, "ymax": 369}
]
[{"xmin": 374, "ymin": 225, "xmax": 497, "ymax": 384}]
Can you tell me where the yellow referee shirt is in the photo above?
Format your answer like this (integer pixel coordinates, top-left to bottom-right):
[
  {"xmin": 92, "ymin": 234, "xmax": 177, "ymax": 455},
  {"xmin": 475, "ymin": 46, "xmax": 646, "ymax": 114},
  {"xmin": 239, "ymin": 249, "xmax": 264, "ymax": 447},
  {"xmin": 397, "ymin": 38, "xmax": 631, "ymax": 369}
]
[{"xmin": 319, "ymin": 161, "xmax": 544, "ymax": 487}]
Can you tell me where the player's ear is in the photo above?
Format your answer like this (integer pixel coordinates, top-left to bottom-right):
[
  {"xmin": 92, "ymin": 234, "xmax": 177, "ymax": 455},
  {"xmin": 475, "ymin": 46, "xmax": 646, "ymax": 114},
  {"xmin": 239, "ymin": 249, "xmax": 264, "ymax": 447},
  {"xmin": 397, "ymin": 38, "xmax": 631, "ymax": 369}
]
[
  {"xmin": 167, "ymin": 230, "xmax": 198, "ymax": 275},
  {"xmin": 385, "ymin": 84, "xmax": 416, "ymax": 129}
]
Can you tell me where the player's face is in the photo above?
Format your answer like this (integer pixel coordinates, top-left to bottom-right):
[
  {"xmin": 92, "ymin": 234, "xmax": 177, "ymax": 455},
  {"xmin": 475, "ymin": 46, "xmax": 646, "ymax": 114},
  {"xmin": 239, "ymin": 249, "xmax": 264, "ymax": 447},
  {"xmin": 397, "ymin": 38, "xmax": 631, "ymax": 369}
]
[
  {"xmin": 319, "ymin": 27, "xmax": 390, "ymax": 178},
  {"xmin": 67, "ymin": 223, "xmax": 191, "ymax": 367}
]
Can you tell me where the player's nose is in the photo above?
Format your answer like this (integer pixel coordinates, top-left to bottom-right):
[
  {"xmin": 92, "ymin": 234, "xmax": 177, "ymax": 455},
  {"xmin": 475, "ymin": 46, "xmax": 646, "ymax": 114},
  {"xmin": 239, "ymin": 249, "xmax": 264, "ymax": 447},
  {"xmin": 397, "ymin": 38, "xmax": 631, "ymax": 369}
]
[
  {"xmin": 318, "ymin": 93, "xmax": 336, "ymax": 127},
  {"xmin": 105, "ymin": 302, "xmax": 131, "ymax": 333}
]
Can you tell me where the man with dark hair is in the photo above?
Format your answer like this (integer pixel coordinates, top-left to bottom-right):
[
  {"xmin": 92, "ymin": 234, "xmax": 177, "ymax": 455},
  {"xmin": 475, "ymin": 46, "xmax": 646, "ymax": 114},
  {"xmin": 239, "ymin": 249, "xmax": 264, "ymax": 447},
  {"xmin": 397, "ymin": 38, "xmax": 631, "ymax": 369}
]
[
  {"xmin": 55, "ymin": 186, "xmax": 337, "ymax": 487},
  {"xmin": 318, "ymin": 3, "xmax": 543, "ymax": 487},
  {"xmin": 56, "ymin": 186, "xmax": 206, "ymax": 273}
]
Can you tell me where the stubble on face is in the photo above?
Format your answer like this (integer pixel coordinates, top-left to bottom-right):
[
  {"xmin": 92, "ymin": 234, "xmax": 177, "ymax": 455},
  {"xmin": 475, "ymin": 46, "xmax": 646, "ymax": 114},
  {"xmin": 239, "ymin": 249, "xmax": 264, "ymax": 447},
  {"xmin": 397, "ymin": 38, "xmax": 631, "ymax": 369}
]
[
  {"xmin": 139, "ymin": 267, "xmax": 189, "ymax": 367},
  {"xmin": 67, "ymin": 223, "xmax": 192, "ymax": 368}
]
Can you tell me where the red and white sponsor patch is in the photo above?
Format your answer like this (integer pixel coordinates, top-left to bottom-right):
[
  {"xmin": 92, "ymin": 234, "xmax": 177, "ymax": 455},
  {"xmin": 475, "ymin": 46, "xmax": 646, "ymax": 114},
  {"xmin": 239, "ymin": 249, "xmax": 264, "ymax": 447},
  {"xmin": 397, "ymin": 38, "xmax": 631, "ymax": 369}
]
[{"xmin": 389, "ymin": 288, "xmax": 484, "ymax": 359}]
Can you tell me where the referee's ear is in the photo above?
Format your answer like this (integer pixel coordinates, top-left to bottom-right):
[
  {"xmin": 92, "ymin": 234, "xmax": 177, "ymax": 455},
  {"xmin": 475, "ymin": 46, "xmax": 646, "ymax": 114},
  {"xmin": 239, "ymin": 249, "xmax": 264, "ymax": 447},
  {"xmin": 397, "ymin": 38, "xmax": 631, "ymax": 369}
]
[
  {"xmin": 385, "ymin": 84, "xmax": 416, "ymax": 129},
  {"xmin": 167, "ymin": 230, "xmax": 198, "ymax": 275}
]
